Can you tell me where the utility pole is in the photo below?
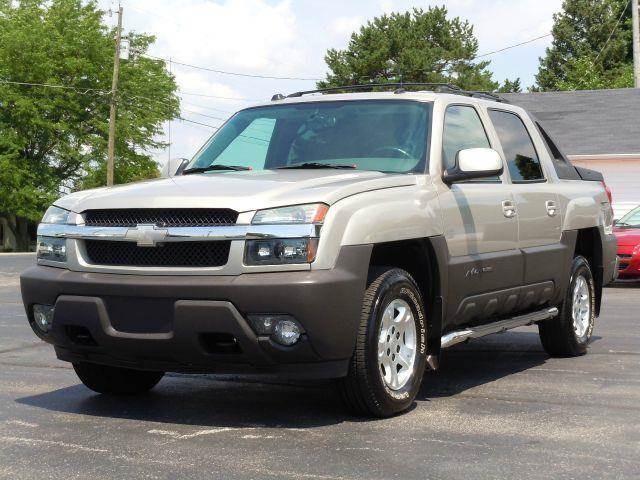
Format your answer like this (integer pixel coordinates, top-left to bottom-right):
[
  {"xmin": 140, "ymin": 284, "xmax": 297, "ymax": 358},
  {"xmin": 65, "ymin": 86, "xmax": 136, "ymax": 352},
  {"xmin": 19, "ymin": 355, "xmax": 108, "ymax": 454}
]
[
  {"xmin": 633, "ymin": 0, "xmax": 640, "ymax": 88},
  {"xmin": 168, "ymin": 57, "xmax": 172, "ymax": 174},
  {"xmin": 107, "ymin": 5, "xmax": 123, "ymax": 186}
]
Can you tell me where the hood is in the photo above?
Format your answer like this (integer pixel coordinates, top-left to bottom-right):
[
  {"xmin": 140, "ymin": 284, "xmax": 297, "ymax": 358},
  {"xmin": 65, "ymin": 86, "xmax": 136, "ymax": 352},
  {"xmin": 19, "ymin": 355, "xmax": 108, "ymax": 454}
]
[
  {"xmin": 614, "ymin": 227, "xmax": 640, "ymax": 246},
  {"xmin": 55, "ymin": 169, "xmax": 417, "ymax": 213}
]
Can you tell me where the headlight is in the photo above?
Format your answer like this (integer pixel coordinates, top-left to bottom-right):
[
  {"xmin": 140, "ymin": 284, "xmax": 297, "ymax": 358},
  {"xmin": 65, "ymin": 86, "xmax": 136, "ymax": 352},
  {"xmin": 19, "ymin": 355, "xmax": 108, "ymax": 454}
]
[
  {"xmin": 41, "ymin": 206, "xmax": 72, "ymax": 225},
  {"xmin": 245, "ymin": 238, "xmax": 318, "ymax": 265},
  {"xmin": 246, "ymin": 203, "xmax": 328, "ymax": 265},
  {"xmin": 252, "ymin": 203, "xmax": 329, "ymax": 225},
  {"xmin": 36, "ymin": 236, "xmax": 67, "ymax": 262}
]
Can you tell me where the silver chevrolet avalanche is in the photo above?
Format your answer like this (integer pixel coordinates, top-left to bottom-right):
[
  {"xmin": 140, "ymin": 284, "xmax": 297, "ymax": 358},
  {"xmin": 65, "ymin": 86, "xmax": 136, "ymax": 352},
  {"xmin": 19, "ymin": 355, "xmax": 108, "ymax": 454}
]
[{"xmin": 21, "ymin": 84, "xmax": 618, "ymax": 417}]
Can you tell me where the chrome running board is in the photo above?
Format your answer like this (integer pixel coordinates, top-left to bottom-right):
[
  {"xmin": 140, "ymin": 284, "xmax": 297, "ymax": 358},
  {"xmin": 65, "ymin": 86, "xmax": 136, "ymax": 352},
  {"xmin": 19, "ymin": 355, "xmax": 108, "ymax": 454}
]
[{"xmin": 441, "ymin": 307, "xmax": 559, "ymax": 349}]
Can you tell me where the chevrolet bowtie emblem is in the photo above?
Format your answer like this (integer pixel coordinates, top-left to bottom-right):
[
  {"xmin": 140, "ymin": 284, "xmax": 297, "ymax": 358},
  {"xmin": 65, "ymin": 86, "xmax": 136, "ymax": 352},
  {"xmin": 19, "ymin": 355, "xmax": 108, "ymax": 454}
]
[{"xmin": 124, "ymin": 224, "xmax": 169, "ymax": 247}]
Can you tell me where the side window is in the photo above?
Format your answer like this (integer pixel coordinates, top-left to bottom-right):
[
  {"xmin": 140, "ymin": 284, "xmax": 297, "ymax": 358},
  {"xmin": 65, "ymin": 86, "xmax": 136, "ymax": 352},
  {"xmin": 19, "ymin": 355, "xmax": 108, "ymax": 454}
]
[
  {"xmin": 488, "ymin": 110, "xmax": 545, "ymax": 183},
  {"xmin": 536, "ymin": 122, "xmax": 581, "ymax": 180},
  {"xmin": 537, "ymin": 123, "xmax": 564, "ymax": 162},
  {"xmin": 215, "ymin": 118, "xmax": 276, "ymax": 169},
  {"xmin": 442, "ymin": 105, "xmax": 491, "ymax": 170}
]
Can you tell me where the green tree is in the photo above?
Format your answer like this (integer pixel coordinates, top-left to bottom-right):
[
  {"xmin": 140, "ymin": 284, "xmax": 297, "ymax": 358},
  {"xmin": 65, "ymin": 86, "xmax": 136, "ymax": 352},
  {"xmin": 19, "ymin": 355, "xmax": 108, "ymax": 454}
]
[
  {"xmin": 536, "ymin": 0, "xmax": 633, "ymax": 90},
  {"xmin": 0, "ymin": 0, "xmax": 179, "ymax": 250},
  {"xmin": 318, "ymin": 7, "xmax": 498, "ymax": 91},
  {"xmin": 497, "ymin": 78, "xmax": 522, "ymax": 93}
]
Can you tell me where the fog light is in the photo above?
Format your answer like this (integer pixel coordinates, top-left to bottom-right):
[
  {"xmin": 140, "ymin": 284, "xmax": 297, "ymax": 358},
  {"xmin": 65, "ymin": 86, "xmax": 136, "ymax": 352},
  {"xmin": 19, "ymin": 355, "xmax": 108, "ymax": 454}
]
[
  {"xmin": 33, "ymin": 304, "xmax": 54, "ymax": 333},
  {"xmin": 273, "ymin": 319, "xmax": 301, "ymax": 346},
  {"xmin": 247, "ymin": 314, "xmax": 303, "ymax": 346}
]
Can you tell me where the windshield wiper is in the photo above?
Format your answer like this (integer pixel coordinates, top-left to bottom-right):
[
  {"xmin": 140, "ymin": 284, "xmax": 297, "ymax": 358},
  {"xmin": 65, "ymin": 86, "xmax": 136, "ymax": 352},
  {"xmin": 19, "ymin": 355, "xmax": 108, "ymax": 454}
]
[
  {"xmin": 277, "ymin": 162, "xmax": 357, "ymax": 170},
  {"xmin": 182, "ymin": 164, "xmax": 252, "ymax": 175}
]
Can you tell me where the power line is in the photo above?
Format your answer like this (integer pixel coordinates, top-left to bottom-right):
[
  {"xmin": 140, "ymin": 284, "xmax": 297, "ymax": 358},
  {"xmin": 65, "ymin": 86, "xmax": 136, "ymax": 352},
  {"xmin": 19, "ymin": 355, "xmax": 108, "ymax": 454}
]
[
  {"xmin": 0, "ymin": 79, "xmax": 109, "ymax": 95},
  {"xmin": 178, "ymin": 117, "xmax": 218, "ymax": 129},
  {"xmin": 474, "ymin": 33, "xmax": 553, "ymax": 59},
  {"xmin": 179, "ymin": 90, "xmax": 261, "ymax": 102},
  {"xmin": 180, "ymin": 99, "xmax": 233, "ymax": 114},
  {"xmin": 181, "ymin": 108, "xmax": 227, "ymax": 122},
  {"xmin": 595, "ymin": 0, "xmax": 632, "ymax": 61},
  {"xmin": 146, "ymin": 54, "xmax": 322, "ymax": 81}
]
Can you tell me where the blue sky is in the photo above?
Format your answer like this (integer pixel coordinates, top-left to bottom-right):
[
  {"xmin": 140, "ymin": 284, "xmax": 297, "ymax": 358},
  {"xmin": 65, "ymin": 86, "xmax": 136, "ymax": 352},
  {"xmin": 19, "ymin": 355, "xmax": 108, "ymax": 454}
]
[{"xmin": 97, "ymin": 0, "xmax": 564, "ymax": 168}]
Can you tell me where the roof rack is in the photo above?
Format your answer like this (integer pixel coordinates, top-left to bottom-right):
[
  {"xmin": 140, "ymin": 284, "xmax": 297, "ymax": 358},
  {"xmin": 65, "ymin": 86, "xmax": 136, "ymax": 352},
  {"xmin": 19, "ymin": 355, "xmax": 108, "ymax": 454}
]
[{"xmin": 272, "ymin": 83, "xmax": 509, "ymax": 103}]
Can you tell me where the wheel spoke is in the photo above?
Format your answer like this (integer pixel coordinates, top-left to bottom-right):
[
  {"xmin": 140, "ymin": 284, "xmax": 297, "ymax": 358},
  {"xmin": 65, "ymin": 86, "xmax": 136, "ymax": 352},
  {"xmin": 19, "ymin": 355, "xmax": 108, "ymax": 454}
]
[
  {"xmin": 389, "ymin": 365, "xmax": 399, "ymax": 389},
  {"xmin": 397, "ymin": 352, "xmax": 410, "ymax": 370}
]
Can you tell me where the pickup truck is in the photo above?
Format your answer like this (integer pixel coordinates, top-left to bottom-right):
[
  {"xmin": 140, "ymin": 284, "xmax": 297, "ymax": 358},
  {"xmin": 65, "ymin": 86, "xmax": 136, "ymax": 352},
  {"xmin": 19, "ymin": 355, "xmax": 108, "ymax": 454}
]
[{"xmin": 20, "ymin": 85, "xmax": 618, "ymax": 417}]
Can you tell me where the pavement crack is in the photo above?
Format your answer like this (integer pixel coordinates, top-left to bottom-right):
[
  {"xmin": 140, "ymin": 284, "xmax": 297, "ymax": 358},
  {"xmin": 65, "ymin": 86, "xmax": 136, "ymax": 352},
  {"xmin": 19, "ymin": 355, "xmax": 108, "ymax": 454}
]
[
  {"xmin": 0, "ymin": 342, "xmax": 47, "ymax": 355},
  {"xmin": 0, "ymin": 436, "xmax": 108, "ymax": 453}
]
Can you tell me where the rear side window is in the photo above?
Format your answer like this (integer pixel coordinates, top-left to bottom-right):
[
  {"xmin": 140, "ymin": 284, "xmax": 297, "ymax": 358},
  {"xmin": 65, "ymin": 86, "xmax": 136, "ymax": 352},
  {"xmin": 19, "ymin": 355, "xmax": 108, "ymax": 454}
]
[
  {"xmin": 488, "ymin": 110, "xmax": 545, "ymax": 183},
  {"xmin": 442, "ymin": 105, "xmax": 490, "ymax": 170},
  {"xmin": 536, "ymin": 122, "xmax": 581, "ymax": 180}
]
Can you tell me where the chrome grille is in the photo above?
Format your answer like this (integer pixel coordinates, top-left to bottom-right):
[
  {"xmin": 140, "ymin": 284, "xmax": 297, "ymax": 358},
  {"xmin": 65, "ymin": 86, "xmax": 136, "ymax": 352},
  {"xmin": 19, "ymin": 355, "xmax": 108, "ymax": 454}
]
[
  {"xmin": 84, "ymin": 240, "xmax": 231, "ymax": 267},
  {"xmin": 84, "ymin": 209, "xmax": 238, "ymax": 228}
]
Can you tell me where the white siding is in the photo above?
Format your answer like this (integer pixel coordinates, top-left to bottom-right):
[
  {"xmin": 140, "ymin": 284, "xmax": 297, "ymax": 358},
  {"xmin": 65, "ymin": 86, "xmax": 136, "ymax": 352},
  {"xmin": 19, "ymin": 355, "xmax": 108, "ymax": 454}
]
[{"xmin": 570, "ymin": 157, "xmax": 640, "ymax": 219}]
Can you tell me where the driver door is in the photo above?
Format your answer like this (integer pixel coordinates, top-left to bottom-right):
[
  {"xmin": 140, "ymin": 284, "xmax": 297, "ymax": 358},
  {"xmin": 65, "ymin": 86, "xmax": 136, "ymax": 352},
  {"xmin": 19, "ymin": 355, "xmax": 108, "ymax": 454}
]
[{"xmin": 436, "ymin": 104, "xmax": 522, "ymax": 329}]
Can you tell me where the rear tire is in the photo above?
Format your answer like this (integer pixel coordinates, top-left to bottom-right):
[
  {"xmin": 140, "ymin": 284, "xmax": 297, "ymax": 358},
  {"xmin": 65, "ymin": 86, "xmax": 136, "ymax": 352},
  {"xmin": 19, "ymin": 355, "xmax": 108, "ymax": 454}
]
[
  {"xmin": 538, "ymin": 255, "xmax": 595, "ymax": 357},
  {"xmin": 338, "ymin": 268, "xmax": 428, "ymax": 417},
  {"xmin": 73, "ymin": 362, "xmax": 164, "ymax": 395}
]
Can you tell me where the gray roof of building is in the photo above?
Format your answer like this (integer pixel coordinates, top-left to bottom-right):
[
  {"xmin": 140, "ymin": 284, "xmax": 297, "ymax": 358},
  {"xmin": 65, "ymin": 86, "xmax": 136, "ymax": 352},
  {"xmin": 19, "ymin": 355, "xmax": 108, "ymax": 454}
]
[{"xmin": 502, "ymin": 89, "xmax": 640, "ymax": 156}]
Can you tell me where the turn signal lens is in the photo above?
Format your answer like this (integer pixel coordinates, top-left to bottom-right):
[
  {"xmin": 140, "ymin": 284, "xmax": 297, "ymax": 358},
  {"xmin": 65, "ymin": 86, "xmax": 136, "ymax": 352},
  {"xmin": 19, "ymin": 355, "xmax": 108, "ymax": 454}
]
[
  {"xmin": 41, "ymin": 206, "xmax": 71, "ymax": 225},
  {"xmin": 252, "ymin": 203, "xmax": 329, "ymax": 225},
  {"xmin": 36, "ymin": 236, "xmax": 67, "ymax": 262}
]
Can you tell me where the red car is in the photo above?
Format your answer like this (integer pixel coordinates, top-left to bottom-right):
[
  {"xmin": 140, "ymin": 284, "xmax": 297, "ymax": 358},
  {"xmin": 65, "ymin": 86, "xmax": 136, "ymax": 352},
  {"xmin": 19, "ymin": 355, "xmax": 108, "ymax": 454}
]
[{"xmin": 614, "ymin": 205, "xmax": 640, "ymax": 280}]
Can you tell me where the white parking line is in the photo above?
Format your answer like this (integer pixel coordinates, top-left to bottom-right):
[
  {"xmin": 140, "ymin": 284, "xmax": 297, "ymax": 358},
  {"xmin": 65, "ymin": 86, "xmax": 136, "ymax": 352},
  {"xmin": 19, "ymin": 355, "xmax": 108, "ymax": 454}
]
[{"xmin": 147, "ymin": 427, "xmax": 243, "ymax": 439}]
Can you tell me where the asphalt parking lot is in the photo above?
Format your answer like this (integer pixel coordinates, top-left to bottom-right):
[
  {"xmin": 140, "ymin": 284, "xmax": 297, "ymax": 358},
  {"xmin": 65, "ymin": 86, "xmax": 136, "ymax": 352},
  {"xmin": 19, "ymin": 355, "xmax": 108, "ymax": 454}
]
[{"xmin": 1, "ymin": 253, "xmax": 639, "ymax": 480}]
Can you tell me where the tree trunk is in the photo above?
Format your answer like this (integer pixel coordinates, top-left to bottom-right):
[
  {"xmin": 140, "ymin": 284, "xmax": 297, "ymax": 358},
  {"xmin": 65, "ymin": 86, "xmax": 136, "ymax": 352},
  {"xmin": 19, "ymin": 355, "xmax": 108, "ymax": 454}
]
[
  {"xmin": 16, "ymin": 217, "xmax": 30, "ymax": 251},
  {"xmin": 1, "ymin": 215, "xmax": 31, "ymax": 252}
]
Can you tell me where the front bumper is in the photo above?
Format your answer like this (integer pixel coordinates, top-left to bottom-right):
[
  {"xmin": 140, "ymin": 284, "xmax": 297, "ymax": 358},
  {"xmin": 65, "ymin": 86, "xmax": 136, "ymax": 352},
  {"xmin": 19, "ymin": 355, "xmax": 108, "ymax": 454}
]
[
  {"xmin": 20, "ymin": 245, "xmax": 371, "ymax": 378},
  {"xmin": 617, "ymin": 246, "xmax": 640, "ymax": 279}
]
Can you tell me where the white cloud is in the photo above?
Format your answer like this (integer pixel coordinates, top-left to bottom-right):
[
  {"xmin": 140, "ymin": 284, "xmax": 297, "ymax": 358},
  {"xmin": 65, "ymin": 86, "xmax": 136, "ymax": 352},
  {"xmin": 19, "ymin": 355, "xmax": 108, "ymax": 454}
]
[
  {"xmin": 130, "ymin": 0, "xmax": 304, "ymax": 75},
  {"xmin": 378, "ymin": 0, "xmax": 395, "ymax": 14},
  {"xmin": 329, "ymin": 16, "xmax": 364, "ymax": 39}
]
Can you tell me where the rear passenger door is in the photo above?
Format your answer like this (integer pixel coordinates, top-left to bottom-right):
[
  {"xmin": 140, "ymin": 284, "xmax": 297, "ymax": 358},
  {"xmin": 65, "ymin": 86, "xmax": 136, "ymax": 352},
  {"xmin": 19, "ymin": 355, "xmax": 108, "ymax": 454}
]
[{"xmin": 487, "ymin": 109, "xmax": 563, "ymax": 307}]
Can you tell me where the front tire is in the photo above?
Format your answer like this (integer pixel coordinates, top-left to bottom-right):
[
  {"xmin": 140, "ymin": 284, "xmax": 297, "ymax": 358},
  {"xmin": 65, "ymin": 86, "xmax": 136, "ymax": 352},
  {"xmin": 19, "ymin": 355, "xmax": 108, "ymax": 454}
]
[
  {"xmin": 338, "ymin": 268, "xmax": 428, "ymax": 417},
  {"xmin": 73, "ymin": 362, "xmax": 164, "ymax": 395},
  {"xmin": 539, "ymin": 255, "xmax": 595, "ymax": 357}
]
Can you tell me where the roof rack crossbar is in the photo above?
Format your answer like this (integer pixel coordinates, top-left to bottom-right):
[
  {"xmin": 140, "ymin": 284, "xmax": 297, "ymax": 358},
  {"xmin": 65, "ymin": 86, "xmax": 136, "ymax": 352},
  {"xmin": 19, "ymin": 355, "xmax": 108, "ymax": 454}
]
[
  {"xmin": 276, "ymin": 82, "xmax": 509, "ymax": 103},
  {"xmin": 285, "ymin": 83, "xmax": 459, "ymax": 98}
]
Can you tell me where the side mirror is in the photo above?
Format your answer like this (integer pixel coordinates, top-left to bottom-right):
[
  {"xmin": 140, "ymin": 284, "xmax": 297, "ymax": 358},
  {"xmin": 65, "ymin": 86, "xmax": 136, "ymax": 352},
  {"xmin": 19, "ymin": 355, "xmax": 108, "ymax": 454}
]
[
  {"xmin": 613, "ymin": 219, "xmax": 619, "ymax": 226},
  {"xmin": 443, "ymin": 148, "xmax": 504, "ymax": 184}
]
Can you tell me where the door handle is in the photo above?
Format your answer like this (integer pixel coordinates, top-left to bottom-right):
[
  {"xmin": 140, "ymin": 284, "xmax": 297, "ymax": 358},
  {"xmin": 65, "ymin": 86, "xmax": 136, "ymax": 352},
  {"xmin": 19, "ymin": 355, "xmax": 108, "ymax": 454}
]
[
  {"xmin": 545, "ymin": 200, "xmax": 558, "ymax": 217},
  {"xmin": 502, "ymin": 200, "xmax": 517, "ymax": 218}
]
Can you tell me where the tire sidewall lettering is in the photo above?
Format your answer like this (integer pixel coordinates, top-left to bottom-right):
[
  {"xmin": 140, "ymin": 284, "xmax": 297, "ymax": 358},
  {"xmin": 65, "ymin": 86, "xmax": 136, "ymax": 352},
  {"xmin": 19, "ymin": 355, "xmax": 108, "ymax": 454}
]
[{"xmin": 373, "ymin": 278, "xmax": 427, "ymax": 402}]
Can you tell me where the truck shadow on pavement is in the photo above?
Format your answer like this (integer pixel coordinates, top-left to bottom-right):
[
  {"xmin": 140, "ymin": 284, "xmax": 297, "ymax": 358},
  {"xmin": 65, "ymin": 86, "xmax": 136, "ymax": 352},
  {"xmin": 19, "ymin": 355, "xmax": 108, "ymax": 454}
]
[
  {"xmin": 16, "ymin": 330, "xmax": 589, "ymax": 426},
  {"xmin": 420, "ymin": 331, "xmax": 547, "ymax": 399}
]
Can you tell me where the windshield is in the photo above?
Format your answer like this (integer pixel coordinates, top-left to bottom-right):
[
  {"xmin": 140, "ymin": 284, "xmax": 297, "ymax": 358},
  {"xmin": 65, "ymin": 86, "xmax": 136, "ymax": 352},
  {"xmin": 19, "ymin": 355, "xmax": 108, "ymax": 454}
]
[
  {"xmin": 618, "ymin": 206, "xmax": 640, "ymax": 228},
  {"xmin": 187, "ymin": 100, "xmax": 432, "ymax": 173}
]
